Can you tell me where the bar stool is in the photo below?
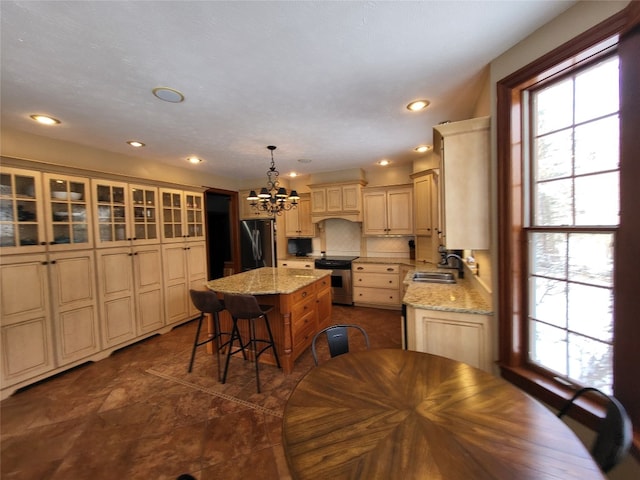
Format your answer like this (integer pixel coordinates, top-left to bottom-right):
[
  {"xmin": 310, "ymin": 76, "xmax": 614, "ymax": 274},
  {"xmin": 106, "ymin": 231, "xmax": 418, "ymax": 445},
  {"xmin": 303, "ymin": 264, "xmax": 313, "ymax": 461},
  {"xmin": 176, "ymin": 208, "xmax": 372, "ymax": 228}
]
[
  {"xmin": 222, "ymin": 293, "xmax": 281, "ymax": 393},
  {"xmin": 188, "ymin": 289, "xmax": 235, "ymax": 381}
]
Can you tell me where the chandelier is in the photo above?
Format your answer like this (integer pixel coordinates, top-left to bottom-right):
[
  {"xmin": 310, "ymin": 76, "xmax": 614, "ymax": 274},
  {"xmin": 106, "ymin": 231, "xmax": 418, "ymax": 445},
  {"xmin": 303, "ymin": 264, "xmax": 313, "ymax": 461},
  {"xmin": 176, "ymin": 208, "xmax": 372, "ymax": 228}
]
[{"xmin": 247, "ymin": 145, "xmax": 299, "ymax": 216}]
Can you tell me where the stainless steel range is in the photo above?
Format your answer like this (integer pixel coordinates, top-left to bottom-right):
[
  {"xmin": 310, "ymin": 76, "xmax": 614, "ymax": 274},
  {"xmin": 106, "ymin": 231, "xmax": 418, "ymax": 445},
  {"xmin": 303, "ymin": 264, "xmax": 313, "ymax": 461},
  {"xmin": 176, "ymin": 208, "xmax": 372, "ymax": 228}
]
[{"xmin": 314, "ymin": 256, "xmax": 359, "ymax": 305}]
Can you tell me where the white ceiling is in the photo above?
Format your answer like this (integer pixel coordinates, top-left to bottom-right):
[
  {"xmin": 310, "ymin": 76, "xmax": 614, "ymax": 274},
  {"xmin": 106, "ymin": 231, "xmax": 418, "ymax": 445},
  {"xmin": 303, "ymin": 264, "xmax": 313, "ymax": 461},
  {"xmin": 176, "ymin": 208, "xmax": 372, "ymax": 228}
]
[{"xmin": 1, "ymin": 1, "xmax": 575, "ymax": 180}]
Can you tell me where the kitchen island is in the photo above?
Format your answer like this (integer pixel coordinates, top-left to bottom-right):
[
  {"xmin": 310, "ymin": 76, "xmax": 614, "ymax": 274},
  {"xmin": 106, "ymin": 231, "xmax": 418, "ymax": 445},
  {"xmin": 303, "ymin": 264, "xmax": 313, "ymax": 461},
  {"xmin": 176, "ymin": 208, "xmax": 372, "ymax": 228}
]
[{"xmin": 205, "ymin": 267, "xmax": 332, "ymax": 374}]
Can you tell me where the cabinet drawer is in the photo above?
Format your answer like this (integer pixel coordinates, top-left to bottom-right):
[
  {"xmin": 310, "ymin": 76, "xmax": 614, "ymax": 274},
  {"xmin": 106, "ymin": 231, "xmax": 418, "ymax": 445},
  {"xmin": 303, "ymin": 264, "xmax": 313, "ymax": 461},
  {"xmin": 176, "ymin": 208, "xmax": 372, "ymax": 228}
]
[
  {"xmin": 292, "ymin": 295, "xmax": 316, "ymax": 328},
  {"xmin": 352, "ymin": 263, "xmax": 399, "ymax": 274},
  {"xmin": 353, "ymin": 273, "xmax": 399, "ymax": 289},
  {"xmin": 353, "ymin": 287, "xmax": 400, "ymax": 305},
  {"xmin": 315, "ymin": 275, "xmax": 331, "ymax": 292},
  {"xmin": 279, "ymin": 260, "xmax": 314, "ymax": 269},
  {"xmin": 293, "ymin": 310, "xmax": 316, "ymax": 351},
  {"xmin": 291, "ymin": 285, "xmax": 315, "ymax": 304}
]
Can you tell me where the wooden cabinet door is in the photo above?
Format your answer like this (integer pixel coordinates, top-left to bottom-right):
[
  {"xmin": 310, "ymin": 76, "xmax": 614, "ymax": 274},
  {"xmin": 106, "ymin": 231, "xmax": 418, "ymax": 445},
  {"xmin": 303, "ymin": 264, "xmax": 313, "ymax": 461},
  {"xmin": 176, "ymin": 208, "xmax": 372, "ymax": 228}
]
[
  {"xmin": 0, "ymin": 166, "xmax": 46, "ymax": 254},
  {"xmin": 387, "ymin": 187, "xmax": 413, "ymax": 235},
  {"xmin": 49, "ymin": 249, "xmax": 101, "ymax": 363},
  {"xmin": 284, "ymin": 204, "xmax": 301, "ymax": 237},
  {"xmin": 162, "ymin": 244, "xmax": 189, "ymax": 323},
  {"xmin": 407, "ymin": 307, "xmax": 492, "ymax": 372},
  {"xmin": 414, "ymin": 174, "xmax": 433, "ymax": 236},
  {"xmin": 0, "ymin": 253, "xmax": 54, "ymax": 386},
  {"xmin": 94, "ymin": 247, "xmax": 135, "ymax": 348},
  {"xmin": 326, "ymin": 186, "xmax": 343, "ymax": 212},
  {"xmin": 362, "ymin": 191, "xmax": 388, "ymax": 235},
  {"xmin": 342, "ymin": 184, "xmax": 361, "ymax": 211},
  {"xmin": 186, "ymin": 241, "xmax": 207, "ymax": 318},
  {"xmin": 132, "ymin": 245, "xmax": 165, "ymax": 334},
  {"xmin": 310, "ymin": 188, "xmax": 326, "ymax": 214},
  {"xmin": 297, "ymin": 196, "xmax": 314, "ymax": 237}
]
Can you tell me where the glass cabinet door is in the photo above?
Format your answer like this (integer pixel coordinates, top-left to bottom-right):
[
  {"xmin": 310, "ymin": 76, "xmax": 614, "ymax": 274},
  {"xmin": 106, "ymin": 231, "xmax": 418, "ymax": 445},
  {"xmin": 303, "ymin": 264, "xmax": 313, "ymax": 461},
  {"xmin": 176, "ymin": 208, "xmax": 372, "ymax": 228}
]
[
  {"xmin": 0, "ymin": 167, "xmax": 46, "ymax": 253},
  {"xmin": 160, "ymin": 188, "xmax": 184, "ymax": 242},
  {"xmin": 184, "ymin": 192, "xmax": 204, "ymax": 241},
  {"xmin": 43, "ymin": 173, "xmax": 92, "ymax": 250},
  {"xmin": 129, "ymin": 184, "xmax": 158, "ymax": 244},
  {"xmin": 92, "ymin": 179, "xmax": 129, "ymax": 247}
]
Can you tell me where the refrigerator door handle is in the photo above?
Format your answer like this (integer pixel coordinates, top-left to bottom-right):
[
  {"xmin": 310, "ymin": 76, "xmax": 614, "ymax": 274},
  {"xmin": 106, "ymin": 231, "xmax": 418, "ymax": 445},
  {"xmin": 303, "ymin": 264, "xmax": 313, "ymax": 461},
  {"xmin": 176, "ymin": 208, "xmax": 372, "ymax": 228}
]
[{"xmin": 255, "ymin": 229, "xmax": 263, "ymax": 260}]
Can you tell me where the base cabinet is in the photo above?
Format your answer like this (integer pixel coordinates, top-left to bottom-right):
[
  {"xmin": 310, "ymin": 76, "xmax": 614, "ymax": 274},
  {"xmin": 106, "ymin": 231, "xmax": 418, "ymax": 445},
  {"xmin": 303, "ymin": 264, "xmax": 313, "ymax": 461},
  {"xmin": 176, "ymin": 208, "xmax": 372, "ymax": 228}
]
[
  {"xmin": 49, "ymin": 250, "xmax": 100, "ymax": 364},
  {"xmin": 0, "ymin": 254, "xmax": 54, "ymax": 386},
  {"xmin": 96, "ymin": 245, "xmax": 165, "ymax": 348},
  {"xmin": 0, "ymin": 250, "xmax": 101, "ymax": 392},
  {"xmin": 406, "ymin": 306, "xmax": 493, "ymax": 372},
  {"xmin": 352, "ymin": 263, "xmax": 401, "ymax": 309},
  {"xmin": 162, "ymin": 241, "xmax": 207, "ymax": 325}
]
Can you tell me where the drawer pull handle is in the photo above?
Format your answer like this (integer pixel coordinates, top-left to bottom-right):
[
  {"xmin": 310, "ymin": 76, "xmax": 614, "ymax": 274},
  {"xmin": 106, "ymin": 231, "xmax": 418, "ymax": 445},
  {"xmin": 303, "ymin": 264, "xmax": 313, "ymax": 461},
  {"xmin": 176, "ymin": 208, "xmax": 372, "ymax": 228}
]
[
  {"xmin": 387, "ymin": 268, "xmax": 394, "ymax": 272},
  {"xmin": 357, "ymin": 266, "xmax": 364, "ymax": 270}
]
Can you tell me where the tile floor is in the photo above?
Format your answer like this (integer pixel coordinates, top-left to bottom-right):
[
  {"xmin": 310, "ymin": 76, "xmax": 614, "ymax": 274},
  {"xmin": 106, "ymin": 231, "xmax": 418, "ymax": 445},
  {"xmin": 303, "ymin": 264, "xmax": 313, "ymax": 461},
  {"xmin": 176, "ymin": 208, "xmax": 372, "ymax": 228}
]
[{"xmin": 1, "ymin": 305, "xmax": 402, "ymax": 480}]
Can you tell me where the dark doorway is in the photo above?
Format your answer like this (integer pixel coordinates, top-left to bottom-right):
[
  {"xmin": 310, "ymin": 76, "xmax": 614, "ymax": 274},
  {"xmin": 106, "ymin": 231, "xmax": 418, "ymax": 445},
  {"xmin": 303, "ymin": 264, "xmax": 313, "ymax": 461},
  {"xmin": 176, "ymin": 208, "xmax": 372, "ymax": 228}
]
[{"xmin": 206, "ymin": 192, "xmax": 232, "ymax": 279}]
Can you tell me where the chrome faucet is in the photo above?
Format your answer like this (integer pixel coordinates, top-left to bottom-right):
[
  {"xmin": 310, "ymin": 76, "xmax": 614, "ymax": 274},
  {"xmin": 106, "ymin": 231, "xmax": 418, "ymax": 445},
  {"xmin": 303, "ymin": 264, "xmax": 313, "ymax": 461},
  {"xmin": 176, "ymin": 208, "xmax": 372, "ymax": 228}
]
[{"xmin": 445, "ymin": 253, "xmax": 465, "ymax": 279}]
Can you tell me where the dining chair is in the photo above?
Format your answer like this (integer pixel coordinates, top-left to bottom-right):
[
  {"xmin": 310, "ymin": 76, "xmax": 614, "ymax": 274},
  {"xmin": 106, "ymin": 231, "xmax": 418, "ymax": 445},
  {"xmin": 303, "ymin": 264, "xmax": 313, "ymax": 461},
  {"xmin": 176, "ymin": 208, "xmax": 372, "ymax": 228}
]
[
  {"xmin": 311, "ymin": 324, "xmax": 370, "ymax": 366},
  {"xmin": 557, "ymin": 386, "xmax": 632, "ymax": 473},
  {"xmin": 222, "ymin": 293, "xmax": 281, "ymax": 393},
  {"xmin": 188, "ymin": 289, "xmax": 230, "ymax": 381}
]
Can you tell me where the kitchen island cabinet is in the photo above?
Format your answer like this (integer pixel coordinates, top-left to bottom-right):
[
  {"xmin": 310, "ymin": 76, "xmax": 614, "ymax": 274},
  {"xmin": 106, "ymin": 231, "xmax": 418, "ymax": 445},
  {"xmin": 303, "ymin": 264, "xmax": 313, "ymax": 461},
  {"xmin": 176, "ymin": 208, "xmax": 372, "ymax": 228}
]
[{"xmin": 206, "ymin": 267, "xmax": 332, "ymax": 374}]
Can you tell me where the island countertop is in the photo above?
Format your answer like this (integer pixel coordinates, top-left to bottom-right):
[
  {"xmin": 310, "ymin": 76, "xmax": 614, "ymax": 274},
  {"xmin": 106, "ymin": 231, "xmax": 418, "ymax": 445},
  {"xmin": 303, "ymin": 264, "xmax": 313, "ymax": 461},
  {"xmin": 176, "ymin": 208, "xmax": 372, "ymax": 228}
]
[{"xmin": 205, "ymin": 267, "xmax": 331, "ymax": 295}]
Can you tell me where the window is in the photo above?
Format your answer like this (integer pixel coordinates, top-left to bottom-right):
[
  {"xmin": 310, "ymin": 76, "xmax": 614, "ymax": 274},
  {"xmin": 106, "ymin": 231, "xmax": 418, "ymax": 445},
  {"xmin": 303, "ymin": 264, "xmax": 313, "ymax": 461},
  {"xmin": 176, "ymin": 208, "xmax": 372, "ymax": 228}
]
[
  {"xmin": 497, "ymin": 2, "xmax": 639, "ymax": 448},
  {"xmin": 527, "ymin": 56, "xmax": 619, "ymax": 393}
]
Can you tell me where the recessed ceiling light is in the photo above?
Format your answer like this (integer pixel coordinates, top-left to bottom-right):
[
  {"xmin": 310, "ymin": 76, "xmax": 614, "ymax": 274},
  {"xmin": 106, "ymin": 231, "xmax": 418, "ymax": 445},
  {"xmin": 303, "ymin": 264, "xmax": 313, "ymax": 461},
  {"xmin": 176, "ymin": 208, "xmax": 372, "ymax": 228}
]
[
  {"xmin": 406, "ymin": 100, "xmax": 430, "ymax": 112},
  {"xmin": 127, "ymin": 140, "xmax": 145, "ymax": 148},
  {"xmin": 378, "ymin": 159, "xmax": 390, "ymax": 166},
  {"xmin": 152, "ymin": 87, "xmax": 185, "ymax": 103},
  {"xmin": 30, "ymin": 114, "xmax": 60, "ymax": 125},
  {"xmin": 187, "ymin": 156, "xmax": 203, "ymax": 164},
  {"xmin": 414, "ymin": 145, "xmax": 432, "ymax": 153}
]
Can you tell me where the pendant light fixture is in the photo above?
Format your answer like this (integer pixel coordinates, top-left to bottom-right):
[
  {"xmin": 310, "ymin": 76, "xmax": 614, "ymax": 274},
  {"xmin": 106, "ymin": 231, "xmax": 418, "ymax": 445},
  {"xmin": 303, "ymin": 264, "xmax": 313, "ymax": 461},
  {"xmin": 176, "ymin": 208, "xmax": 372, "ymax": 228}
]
[{"xmin": 247, "ymin": 146, "xmax": 299, "ymax": 216}]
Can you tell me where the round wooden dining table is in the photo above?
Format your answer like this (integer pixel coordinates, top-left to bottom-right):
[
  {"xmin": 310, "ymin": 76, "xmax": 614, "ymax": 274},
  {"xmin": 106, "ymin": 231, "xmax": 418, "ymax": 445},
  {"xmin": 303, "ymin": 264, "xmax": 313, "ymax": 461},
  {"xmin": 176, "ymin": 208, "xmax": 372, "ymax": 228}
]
[{"xmin": 282, "ymin": 349, "xmax": 604, "ymax": 480}]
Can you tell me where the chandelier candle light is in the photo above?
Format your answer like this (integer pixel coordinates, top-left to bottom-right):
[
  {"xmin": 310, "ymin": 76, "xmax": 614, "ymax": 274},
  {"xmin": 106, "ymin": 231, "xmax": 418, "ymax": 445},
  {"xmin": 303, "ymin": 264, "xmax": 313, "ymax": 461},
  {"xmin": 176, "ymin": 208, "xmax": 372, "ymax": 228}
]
[{"xmin": 247, "ymin": 146, "xmax": 299, "ymax": 216}]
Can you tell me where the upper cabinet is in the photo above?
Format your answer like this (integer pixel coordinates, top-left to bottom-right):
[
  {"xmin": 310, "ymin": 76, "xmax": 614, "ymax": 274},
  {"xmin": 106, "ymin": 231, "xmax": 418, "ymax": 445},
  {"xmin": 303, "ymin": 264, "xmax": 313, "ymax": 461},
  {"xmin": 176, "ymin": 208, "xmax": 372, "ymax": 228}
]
[
  {"xmin": 159, "ymin": 188, "xmax": 205, "ymax": 243},
  {"xmin": 412, "ymin": 170, "xmax": 439, "ymax": 263},
  {"xmin": 284, "ymin": 194, "xmax": 315, "ymax": 237},
  {"xmin": 0, "ymin": 167, "xmax": 94, "ymax": 254},
  {"xmin": 362, "ymin": 185, "xmax": 413, "ymax": 236},
  {"xmin": 0, "ymin": 167, "xmax": 46, "ymax": 254},
  {"xmin": 239, "ymin": 189, "xmax": 273, "ymax": 220},
  {"xmin": 433, "ymin": 116, "xmax": 490, "ymax": 250},
  {"xmin": 309, "ymin": 181, "xmax": 366, "ymax": 223},
  {"xmin": 92, "ymin": 180, "xmax": 161, "ymax": 248}
]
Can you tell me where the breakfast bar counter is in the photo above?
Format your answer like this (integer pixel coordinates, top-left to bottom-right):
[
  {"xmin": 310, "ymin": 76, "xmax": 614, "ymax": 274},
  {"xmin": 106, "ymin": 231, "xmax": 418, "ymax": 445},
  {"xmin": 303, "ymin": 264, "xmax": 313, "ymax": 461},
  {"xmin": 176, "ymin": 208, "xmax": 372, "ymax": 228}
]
[{"xmin": 206, "ymin": 267, "xmax": 332, "ymax": 374}]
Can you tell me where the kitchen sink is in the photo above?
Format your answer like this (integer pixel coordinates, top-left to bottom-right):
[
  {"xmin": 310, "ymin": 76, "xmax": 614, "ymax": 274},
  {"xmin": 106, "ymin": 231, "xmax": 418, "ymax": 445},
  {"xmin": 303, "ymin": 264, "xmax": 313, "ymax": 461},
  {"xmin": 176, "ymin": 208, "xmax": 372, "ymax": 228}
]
[{"xmin": 412, "ymin": 271, "xmax": 456, "ymax": 284}]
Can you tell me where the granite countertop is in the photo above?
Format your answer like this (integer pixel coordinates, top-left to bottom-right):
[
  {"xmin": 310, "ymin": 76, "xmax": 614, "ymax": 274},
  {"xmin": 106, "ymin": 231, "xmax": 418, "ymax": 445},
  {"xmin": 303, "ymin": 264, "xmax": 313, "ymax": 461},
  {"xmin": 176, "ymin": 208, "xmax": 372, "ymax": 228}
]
[
  {"xmin": 402, "ymin": 267, "xmax": 493, "ymax": 315},
  {"xmin": 206, "ymin": 267, "xmax": 330, "ymax": 295},
  {"xmin": 352, "ymin": 257, "xmax": 417, "ymax": 266}
]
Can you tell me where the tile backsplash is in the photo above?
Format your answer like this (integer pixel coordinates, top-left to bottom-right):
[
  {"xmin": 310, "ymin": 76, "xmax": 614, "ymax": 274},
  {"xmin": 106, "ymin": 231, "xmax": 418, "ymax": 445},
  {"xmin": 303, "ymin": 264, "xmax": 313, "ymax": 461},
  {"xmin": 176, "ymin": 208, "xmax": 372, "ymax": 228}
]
[{"xmin": 323, "ymin": 218, "xmax": 411, "ymax": 258}]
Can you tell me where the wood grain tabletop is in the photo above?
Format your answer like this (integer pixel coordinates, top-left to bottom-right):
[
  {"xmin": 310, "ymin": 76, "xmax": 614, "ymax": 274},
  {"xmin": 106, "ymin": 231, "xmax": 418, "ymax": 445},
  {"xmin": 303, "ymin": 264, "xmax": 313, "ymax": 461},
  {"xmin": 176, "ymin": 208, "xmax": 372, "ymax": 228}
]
[{"xmin": 282, "ymin": 349, "xmax": 604, "ymax": 480}]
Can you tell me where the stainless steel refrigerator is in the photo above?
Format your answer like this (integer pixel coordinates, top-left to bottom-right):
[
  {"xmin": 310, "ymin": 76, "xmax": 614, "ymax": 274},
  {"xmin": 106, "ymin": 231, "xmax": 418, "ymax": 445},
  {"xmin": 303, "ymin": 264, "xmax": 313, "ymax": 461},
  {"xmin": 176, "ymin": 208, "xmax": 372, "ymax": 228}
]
[{"xmin": 240, "ymin": 219, "xmax": 276, "ymax": 271}]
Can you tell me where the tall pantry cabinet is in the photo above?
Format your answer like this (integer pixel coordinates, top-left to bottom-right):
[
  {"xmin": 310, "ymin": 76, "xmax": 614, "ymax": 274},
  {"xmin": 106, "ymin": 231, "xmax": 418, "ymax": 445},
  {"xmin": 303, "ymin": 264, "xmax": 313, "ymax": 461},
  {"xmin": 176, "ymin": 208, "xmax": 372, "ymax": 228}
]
[
  {"xmin": 1, "ymin": 167, "xmax": 100, "ymax": 391},
  {"xmin": 0, "ymin": 162, "xmax": 207, "ymax": 398},
  {"xmin": 160, "ymin": 188, "xmax": 207, "ymax": 324}
]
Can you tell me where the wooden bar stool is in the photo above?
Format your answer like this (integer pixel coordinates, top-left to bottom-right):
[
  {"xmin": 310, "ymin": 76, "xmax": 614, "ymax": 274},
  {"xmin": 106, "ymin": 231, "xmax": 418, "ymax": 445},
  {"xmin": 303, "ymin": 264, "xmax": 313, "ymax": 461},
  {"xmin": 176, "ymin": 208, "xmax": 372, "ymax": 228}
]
[
  {"xmin": 222, "ymin": 293, "xmax": 281, "ymax": 393},
  {"xmin": 188, "ymin": 289, "xmax": 235, "ymax": 381}
]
